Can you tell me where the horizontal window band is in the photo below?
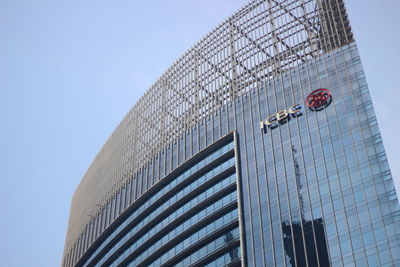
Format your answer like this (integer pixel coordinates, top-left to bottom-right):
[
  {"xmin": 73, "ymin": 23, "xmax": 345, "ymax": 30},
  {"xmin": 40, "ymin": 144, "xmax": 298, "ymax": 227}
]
[
  {"xmin": 222, "ymin": 258, "xmax": 242, "ymax": 267},
  {"xmin": 75, "ymin": 133, "xmax": 234, "ymax": 267},
  {"xmin": 103, "ymin": 184, "xmax": 238, "ymax": 266},
  {"xmin": 135, "ymin": 220, "xmax": 240, "ymax": 267},
  {"xmin": 132, "ymin": 201, "xmax": 239, "ymax": 267},
  {"xmin": 79, "ymin": 151, "xmax": 235, "ymax": 267},
  {"xmin": 188, "ymin": 239, "xmax": 241, "ymax": 267}
]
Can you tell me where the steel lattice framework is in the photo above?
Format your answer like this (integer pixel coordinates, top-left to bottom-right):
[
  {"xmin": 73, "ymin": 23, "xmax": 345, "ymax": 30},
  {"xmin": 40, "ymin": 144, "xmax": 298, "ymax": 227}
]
[{"xmin": 64, "ymin": 0, "xmax": 353, "ymax": 264}]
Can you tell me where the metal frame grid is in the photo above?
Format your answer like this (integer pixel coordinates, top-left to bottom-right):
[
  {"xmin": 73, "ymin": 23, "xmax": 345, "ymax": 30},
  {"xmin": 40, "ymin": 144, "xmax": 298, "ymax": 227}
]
[{"xmin": 64, "ymin": 0, "xmax": 353, "ymax": 263}]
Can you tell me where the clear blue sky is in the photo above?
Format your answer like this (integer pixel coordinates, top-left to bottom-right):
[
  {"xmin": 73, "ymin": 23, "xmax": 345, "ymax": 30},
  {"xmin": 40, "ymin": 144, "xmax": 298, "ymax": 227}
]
[{"xmin": 0, "ymin": 1, "xmax": 399, "ymax": 266}]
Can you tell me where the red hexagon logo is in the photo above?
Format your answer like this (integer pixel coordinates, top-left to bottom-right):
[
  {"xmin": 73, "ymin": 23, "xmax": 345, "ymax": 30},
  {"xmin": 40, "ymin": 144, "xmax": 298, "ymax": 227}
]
[{"xmin": 306, "ymin": 88, "xmax": 332, "ymax": 111}]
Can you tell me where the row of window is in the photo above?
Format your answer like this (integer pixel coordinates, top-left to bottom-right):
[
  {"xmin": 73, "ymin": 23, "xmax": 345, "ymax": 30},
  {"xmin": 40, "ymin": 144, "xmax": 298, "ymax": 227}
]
[
  {"xmin": 230, "ymin": 43, "xmax": 399, "ymax": 266},
  {"xmin": 203, "ymin": 247, "xmax": 241, "ymax": 267},
  {"xmin": 78, "ymin": 141, "xmax": 235, "ymax": 267},
  {"xmin": 97, "ymin": 158, "xmax": 236, "ymax": 266},
  {"xmin": 144, "ymin": 210, "xmax": 240, "ymax": 267},
  {"xmin": 107, "ymin": 176, "xmax": 238, "ymax": 266}
]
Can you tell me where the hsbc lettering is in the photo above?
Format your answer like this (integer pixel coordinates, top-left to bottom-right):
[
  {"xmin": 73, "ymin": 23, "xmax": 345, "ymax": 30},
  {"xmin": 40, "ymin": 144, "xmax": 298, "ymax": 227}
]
[{"xmin": 260, "ymin": 104, "xmax": 303, "ymax": 132}]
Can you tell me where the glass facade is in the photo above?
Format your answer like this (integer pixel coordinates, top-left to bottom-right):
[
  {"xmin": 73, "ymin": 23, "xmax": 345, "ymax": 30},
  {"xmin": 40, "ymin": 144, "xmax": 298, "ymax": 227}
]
[
  {"xmin": 74, "ymin": 136, "xmax": 243, "ymax": 267},
  {"xmin": 64, "ymin": 1, "xmax": 400, "ymax": 266},
  {"xmin": 249, "ymin": 42, "xmax": 400, "ymax": 267}
]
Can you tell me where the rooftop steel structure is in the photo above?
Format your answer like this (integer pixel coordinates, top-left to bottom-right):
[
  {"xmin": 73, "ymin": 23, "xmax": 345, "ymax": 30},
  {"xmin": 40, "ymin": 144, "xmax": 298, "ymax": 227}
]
[{"xmin": 64, "ymin": 0, "xmax": 353, "ymax": 264}]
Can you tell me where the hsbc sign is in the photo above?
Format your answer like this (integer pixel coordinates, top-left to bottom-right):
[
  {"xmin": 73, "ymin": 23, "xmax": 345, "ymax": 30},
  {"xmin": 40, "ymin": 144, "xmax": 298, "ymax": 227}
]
[{"xmin": 260, "ymin": 88, "xmax": 332, "ymax": 133}]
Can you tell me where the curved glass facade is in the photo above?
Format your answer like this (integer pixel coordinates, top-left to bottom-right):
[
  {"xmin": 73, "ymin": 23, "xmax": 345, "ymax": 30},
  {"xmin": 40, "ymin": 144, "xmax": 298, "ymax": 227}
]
[
  {"xmin": 64, "ymin": 1, "xmax": 400, "ymax": 266},
  {"xmin": 74, "ymin": 136, "xmax": 243, "ymax": 267}
]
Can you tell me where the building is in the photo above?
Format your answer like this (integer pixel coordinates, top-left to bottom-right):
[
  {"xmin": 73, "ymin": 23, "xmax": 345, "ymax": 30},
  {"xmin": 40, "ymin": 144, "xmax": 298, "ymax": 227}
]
[{"xmin": 63, "ymin": 0, "xmax": 400, "ymax": 266}]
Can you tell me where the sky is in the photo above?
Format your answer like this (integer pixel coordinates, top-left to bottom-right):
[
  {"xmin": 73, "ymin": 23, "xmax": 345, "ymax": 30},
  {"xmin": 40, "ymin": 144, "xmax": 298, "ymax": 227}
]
[{"xmin": 0, "ymin": 1, "xmax": 399, "ymax": 266}]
